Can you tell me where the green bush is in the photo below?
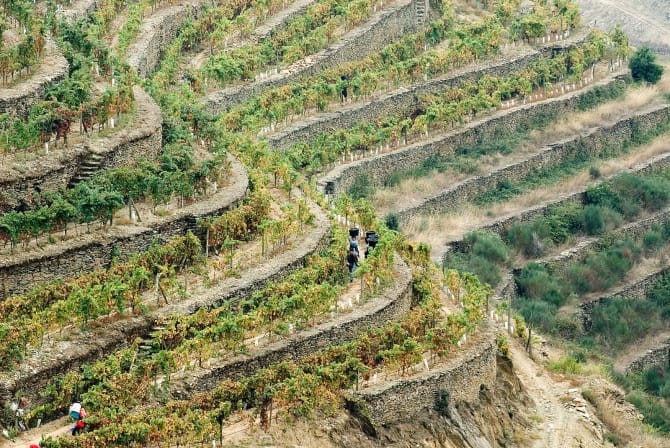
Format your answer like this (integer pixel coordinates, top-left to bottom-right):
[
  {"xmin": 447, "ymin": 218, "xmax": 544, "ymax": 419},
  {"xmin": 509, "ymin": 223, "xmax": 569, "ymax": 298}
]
[
  {"xmin": 585, "ymin": 182, "xmax": 621, "ymax": 211},
  {"xmin": 643, "ymin": 228, "xmax": 665, "ymax": 253},
  {"xmin": 650, "ymin": 274, "xmax": 670, "ymax": 308},
  {"xmin": 627, "ymin": 390, "xmax": 670, "ymax": 432},
  {"xmin": 384, "ymin": 213, "xmax": 399, "ymax": 231},
  {"xmin": 516, "ymin": 297, "xmax": 556, "ymax": 334},
  {"xmin": 629, "ymin": 47, "xmax": 664, "ymax": 84},
  {"xmin": 589, "ymin": 297, "xmax": 655, "ymax": 351},
  {"xmin": 348, "ymin": 175, "xmax": 375, "ymax": 199},
  {"xmin": 516, "ymin": 263, "xmax": 564, "ymax": 303},
  {"xmin": 568, "ymin": 239, "xmax": 639, "ymax": 294},
  {"xmin": 583, "ymin": 204, "xmax": 605, "ymax": 235},
  {"xmin": 464, "ymin": 231, "xmax": 511, "ymax": 265},
  {"xmin": 507, "ymin": 221, "xmax": 551, "ymax": 257},
  {"xmin": 544, "ymin": 202, "xmax": 583, "ymax": 243}
]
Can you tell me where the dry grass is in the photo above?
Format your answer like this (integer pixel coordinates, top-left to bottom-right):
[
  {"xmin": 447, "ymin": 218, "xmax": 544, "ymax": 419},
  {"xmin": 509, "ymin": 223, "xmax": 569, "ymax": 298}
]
[
  {"xmin": 373, "ymin": 79, "xmax": 670, "ymax": 217},
  {"xmin": 403, "ymin": 132, "xmax": 670, "ymax": 259}
]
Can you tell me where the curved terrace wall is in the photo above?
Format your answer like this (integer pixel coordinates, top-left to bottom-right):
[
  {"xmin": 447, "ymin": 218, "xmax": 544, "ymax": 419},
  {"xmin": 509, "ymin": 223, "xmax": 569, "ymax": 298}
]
[
  {"xmin": 318, "ymin": 73, "xmax": 628, "ymax": 197},
  {"xmin": 127, "ymin": 1, "xmax": 206, "ymax": 78},
  {"xmin": 0, "ymin": 194, "xmax": 330, "ymax": 405},
  {"xmin": 204, "ymin": 0, "xmax": 419, "ymax": 114},
  {"xmin": 268, "ymin": 28, "xmax": 592, "ymax": 151},
  {"xmin": 579, "ymin": 264, "xmax": 670, "ymax": 332},
  {"xmin": 348, "ymin": 324, "xmax": 496, "ymax": 430},
  {"xmin": 0, "ymin": 86, "xmax": 162, "ymax": 208},
  {"xmin": 0, "ymin": 39, "xmax": 68, "ymax": 118},
  {"xmin": 173, "ymin": 253, "xmax": 413, "ymax": 397},
  {"xmin": 0, "ymin": 152, "xmax": 247, "ymax": 300},
  {"xmin": 624, "ymin": 339, "xmax": 670, "ymax": 374},
  {"xmin": 394, "ymin": 103, "xmax": 670, "ymax": 224}
]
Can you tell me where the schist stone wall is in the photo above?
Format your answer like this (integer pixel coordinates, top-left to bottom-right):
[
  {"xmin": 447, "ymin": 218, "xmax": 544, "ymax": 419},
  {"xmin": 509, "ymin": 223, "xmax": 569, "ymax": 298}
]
[
  {"xmin": 393, "ymin": 103, "xmax": 670, "ymax": 224},
  {"xmin": 204, "ymin": 0, "xmax": 422, "ymax": 114},
  {"xmin": 269, "ymin": 28, "xmax": 592, "ymax": 152},
  {"xmin": 349, "ymin": 324, "xmax": 496, "ymax": 429},
  {"xmin": 127, "ymin": 1, "xmax": 207, "ymax": 78},
  {"xmin": 173, "ymin": 254, "xmax": 413, "ymax": 397},
  {"xmin": 318, "ymin": 74, "xmax": 628, "ymax": 198},
  {"xmin": 0, "ymin": 153, "xmax": 247, "ymax": 300},
  {"xmin": 0, "ymin": 39, "xmax": 69, "ymax": 118},
  {"xmin": 0, "ymin": 86, "xmax": 163, "ymax": 207}
]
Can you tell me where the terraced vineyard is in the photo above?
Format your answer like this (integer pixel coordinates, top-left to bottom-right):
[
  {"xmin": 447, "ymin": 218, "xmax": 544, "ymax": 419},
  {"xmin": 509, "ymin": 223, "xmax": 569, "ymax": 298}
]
[{"xmin": 1, "ymin": 0, "xmax": 670, "ymax": 446}]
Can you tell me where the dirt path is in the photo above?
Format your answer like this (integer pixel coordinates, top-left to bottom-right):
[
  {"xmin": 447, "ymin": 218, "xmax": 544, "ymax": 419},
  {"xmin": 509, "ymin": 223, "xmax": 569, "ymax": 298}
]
[
  {"xmin": 614, "ymin": 330, "xmax": 670, "ymax": 373},
  {"xmin": 2, "ymin": 417, "xmax": 71, "ymax": 447},
  {"xmin": 507, "ymin": 339, "xmax": 605, "ymax": 448}
]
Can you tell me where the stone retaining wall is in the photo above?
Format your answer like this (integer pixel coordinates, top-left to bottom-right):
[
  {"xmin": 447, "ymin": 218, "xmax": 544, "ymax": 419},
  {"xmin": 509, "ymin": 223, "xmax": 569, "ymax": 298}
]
[
  {"xmin": 348, "ymin": 324, "xmax": 496, "ymax": 429},
  {"xmin": 268, "ymin": 29, "xmax": 591, "ymax": 151},
  {"xmin": 0, "ymin": 39, "xmax": 69, "ymax": 118},
  {"xmin": 318, "ymin": 74, "xmax": 627, "ymax": 197},
  {"xmin": 395, "ymin": 103, "xmax": 670, "ymax": 224},
  {"xmin": 173, "ymin": 253, "xmax": 413, "ymax": 397},
  {"xmin": 0, "ymin": 86, "xmax": 163, "ymax": 208},
  {"xmin": 0, "ymin": 194, "xmax": 330, "ymax": 405},
  {"xmin": 625, "ymin": 340, "xmax": 670, "ymax": 374},
  {"xmin": 127, "ymin": 1, "xmax": 206, "ymax": 78},
  {"xmin": 0, "ymin": 153, "xmax": 247, "ymax": 299},
  {"xmin": 579, "ymin": 264, "xmax": 670, "ymax": 332},
  {"xmin": 204, "ymin": 0, "xmax": 420, "ymax": 114}
]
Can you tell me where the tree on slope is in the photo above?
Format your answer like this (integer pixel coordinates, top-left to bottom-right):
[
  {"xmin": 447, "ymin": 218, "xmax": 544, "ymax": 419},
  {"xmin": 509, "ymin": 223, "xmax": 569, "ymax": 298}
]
[{"xmin": 629, "ymin": 47, "xmax": 664, "ymax": 84}]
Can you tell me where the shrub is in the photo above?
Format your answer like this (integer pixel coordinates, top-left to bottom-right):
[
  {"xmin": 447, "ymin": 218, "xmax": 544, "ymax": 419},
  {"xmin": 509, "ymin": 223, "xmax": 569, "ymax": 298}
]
[
  {"xmin": 650, "ymin": 274, "xmax": 670, "ymax": 305},
  {"xmin": 516, "ymin": 297, "xmax": 556, "ymax": 334},
  {"xmin": 568, "ymin": 239, "xmax": 639, "ymax": 294},
  {"xmin": 585, "ymin": 183, "xmax": 621, "ymax": 210},
  {"xmin": 384, "ymin": 213, "xmax": 399, "ymax": 231},
  {"xmin": 589, "ymin": 297, "xmax": 655, "ymax": 351},
  {"xmin": 507, "ymin": 221, "xmax": 551, "ymax": 257},
  {"xmin": 589, "ymin": 166, "xmax": 601, "ymax": 179},
  {"xmin": 549, "ymin": 355, "xmax": 583, "ymax": 374},
  {"xmin": 642, "ymin": 228, "xmax": 664, "ymax": 253},
  {"xmin": 583, "ymin": 205, "xmax": 605, "ymax": 235},
  {"xmin": 516, "ymin": 262, "xmax": 564, "ymax": 303},
  {"xmin": 464, "ymin": 231, "xmax": 510, "ymax": 265},
  {"xmin": 348, "ymin": 175, "xmax": 375, "ymax": 199},
  {"xmin": 629, "ymin": 47, "xmax": 664, "ymax": 84},
  {"xmin": 544, "ymin": 202, "xmax": 583, "ymax": 243},
  {"xmin": 627, "ymin": 390, "xmax": 670, "ymax": 432}
]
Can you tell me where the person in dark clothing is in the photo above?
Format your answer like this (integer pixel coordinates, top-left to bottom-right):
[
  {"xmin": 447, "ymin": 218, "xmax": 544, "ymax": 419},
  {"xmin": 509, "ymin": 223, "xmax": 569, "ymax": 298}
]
[{"xmin": 347, "ymin": 249, "xmax": 358, "ymax": 282}]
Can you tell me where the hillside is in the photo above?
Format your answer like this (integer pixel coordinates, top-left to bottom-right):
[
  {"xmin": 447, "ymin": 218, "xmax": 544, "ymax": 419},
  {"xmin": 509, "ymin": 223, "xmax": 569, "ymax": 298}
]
[{"xmin": 1, "ymin": 0, "xmax": 670, "ymax": 447}]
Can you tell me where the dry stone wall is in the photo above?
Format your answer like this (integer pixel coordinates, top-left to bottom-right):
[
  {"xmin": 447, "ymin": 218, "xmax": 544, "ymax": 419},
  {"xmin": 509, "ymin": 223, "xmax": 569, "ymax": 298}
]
[
  {"xmin": 0, "ymin": 153, "xmax": 247, "ymax": 299},
  {"xmin": 625, "ymin": 339, "xmax": 670, "ymax": 373},
  {"xmin": 0, "ymin": 86, "xmax": 162, "ymax": 208},
  {"xmin": 0, "ymin": 39, "xmax": 68, "ymax": 118},
  {"xmin": 204, "ymin": 0, "xmax": 419, "ymax": 114},
  {"xmin": 269, "ymin": 28, "xmax": 592, "ymax": 151},
  {"xmin": 0, "ymin": 195, "xmax": 330, "ymax": 405},
  {"xmin": 395, "ymin": 103, "xmax": 670, "ymax": 224},
  {"xmin": 127, "ymin": 1, "xmax": 206, "ymax": 78},
  {"xmin": 318, "ymin": 74, "xmax": 627, "ymax": 197},
  {"xmin": 173, "ymin": 254, "xmax": 413, "ymax": 397},
  {"xmin": 349, "ymin": 324, "xmax": 496, "ymax": 429},
  {"xmin": 579, "ymin": 264, "xmax": 670, "ymax": 332}
]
